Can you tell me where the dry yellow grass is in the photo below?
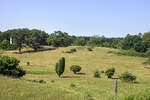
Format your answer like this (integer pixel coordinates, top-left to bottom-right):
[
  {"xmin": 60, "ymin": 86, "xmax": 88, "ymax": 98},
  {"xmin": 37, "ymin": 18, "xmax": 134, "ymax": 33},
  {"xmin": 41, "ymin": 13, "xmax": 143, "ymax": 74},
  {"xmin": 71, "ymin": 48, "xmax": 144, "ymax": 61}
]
[{"xmin": 0, "ymin": 46, "xmax": 150, "ymax": 100}]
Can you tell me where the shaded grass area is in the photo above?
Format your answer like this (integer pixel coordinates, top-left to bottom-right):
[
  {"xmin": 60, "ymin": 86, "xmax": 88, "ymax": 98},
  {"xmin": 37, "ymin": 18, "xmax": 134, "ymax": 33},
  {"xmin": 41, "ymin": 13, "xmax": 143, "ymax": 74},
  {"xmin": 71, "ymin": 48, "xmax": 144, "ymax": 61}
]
[{"xmin": 26, "ymin": 70, "xmax": 54, "ymax": 75}]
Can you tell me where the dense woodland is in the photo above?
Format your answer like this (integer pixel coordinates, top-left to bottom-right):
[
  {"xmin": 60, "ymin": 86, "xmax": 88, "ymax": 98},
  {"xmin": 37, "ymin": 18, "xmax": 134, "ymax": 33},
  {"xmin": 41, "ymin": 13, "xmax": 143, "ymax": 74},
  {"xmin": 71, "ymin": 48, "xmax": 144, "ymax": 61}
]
[{"xmin": 0, "ymin": 28, "xmax": 150, "ymax": 54}]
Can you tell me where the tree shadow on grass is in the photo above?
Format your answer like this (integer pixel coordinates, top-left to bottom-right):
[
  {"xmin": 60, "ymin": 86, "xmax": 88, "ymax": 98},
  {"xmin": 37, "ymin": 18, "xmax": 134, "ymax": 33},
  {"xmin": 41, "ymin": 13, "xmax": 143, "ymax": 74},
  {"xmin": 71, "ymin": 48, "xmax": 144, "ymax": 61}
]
[
  {"xmin": 76, "ymin": 72, "xmax": 86, "ymax": 75},
  {"xmin": 61, "ymin": 76, "xmax": 80, "ymax": 78},
  {"xmin": 13, "ymin": 47, "xmax": 57, "ymax": 54}
]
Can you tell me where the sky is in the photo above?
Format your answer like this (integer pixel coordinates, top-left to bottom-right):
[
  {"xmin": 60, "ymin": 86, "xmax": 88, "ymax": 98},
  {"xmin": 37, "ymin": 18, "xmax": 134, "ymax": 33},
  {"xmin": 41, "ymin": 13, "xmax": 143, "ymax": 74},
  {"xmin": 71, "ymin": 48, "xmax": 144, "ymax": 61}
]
[{"xmin": 0, "ymin": 0, "xmax": 150, "ymax": 37}]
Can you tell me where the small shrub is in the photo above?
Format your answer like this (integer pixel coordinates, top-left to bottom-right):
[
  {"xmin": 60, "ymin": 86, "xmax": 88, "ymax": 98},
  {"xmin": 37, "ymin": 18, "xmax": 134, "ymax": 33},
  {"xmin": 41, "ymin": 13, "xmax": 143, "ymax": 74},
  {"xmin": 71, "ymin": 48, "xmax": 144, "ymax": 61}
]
[
  {"xmin": 100, "ymin": 70, "xmax": 104, "ymax": 73},
  {"xmin": 26, "ymin": 62, "xmax": 30, "ymax": 66},
  {"xmin": 65, "ymin": 48, "xmax": 77, "ymax": 53},
  {"xmin": 70, "ymin": 83, "xmax": 76, "ymax": 88},
  {"xmin": 87, "ymin": 47, "xmax": 93, "ymax": 51},
  {"xmin": 84, "ymin": 92, "xmax": 94, "ymax": 100},
  {"xmin": 51, "ymin": 80, "xmax": 55, "ymax": 83},
  {"xmin": 118, "ymin": 71, "xmax": 136, "ymax": 82},
  {"xmin": 70, "ymin": 48, "xmax": 76, "ymax": 52},
  {"xmin": 107, "ymin": 51, "xmax": 113, "ymax": 53},
  {"xmin": 105, "ymin": 68, "xmax": 115, "ymax": 78},
  {"xmin": 94, "ymin": 70, "xmax": 100, "ymax": 78},
  {"xmin": 39, "ymin": 80, "xmax": 46, "ymax": 83},
  {"xmin": 70, "ymin": 65, "xmax": 81, "ymax": 74}
]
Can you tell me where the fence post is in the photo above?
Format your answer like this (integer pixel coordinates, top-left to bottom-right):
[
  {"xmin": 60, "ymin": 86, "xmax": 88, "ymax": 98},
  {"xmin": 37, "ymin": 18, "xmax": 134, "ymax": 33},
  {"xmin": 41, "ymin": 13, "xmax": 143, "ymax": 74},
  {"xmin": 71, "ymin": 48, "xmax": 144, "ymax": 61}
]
[{"xmin": 115, "ymin": 79, "xmax": 118, "ymax": 96}]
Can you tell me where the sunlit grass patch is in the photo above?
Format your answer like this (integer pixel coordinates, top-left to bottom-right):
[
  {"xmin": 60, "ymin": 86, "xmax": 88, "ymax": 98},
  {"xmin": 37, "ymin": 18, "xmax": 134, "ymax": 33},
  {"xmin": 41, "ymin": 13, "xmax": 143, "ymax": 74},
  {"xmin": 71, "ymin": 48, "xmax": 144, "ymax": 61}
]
[{"xmin": 26, "ymin": 70, "xmax": 54, "ymax": 75}]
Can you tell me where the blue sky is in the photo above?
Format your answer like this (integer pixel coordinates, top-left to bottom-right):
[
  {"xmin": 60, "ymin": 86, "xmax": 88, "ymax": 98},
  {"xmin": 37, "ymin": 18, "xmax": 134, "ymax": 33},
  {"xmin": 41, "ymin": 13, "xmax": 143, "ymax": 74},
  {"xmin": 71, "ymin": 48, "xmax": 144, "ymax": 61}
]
[{"xmin": 0, "ymin": 0, "xmax": 150, "ymax": 37}]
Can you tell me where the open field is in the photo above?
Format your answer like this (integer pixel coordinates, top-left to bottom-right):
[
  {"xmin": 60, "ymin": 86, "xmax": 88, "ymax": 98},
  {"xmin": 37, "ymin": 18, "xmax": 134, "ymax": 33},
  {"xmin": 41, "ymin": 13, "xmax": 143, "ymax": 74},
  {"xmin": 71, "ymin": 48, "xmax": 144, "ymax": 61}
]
[{"xmin": 0, "ymin": 46, "xmax": 150, "ymax": 100}]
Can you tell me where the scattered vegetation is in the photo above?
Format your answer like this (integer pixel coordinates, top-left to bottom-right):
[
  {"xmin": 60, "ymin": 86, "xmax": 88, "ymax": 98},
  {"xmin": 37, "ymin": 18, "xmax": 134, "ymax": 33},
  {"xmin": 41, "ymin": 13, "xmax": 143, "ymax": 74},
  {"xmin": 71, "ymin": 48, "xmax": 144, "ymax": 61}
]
[
  {"xmin": 0, "ymin": 55, "xmax": 25, "ymax": 77},
  {"xmin": 93, "ymin": 70, "xmax": 100, "ymax": 78},
  {"xmin": 118, "ymin": 71, "xmax": 136, "ymax": 82},
  {"xmin": 55, "ymin": 57, "xmax": 65, "ymax": 77},
  {"xmin": 65, "ymin": 48, "xmax": 77, "ymax": 53},
  {"xmin": 70, "ymin": 83, "xmax": 76, "ymax": 88},
  {"xmin": 105, "ymin": 68, "xmax": 115, "ymax": 78},
  {"xmin": 70, "ymin": 65, "xmax": 81, "ymax": 74}
]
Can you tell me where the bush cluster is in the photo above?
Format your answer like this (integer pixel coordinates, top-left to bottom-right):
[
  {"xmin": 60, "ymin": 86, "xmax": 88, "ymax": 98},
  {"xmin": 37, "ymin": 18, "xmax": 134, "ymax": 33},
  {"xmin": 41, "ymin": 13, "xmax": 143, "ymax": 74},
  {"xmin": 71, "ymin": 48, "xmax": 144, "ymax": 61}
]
[
  {"xmin": 0, "ymin": 55, "xmax": 26, "ymax": 77},
  {"xmin": 65, "ymin": 48, "xmax": 77, "ymax": 53},
  {"xmin": 94, "ymin": 70, "xmax": 100, "ymax": 78},
  {"xmin": 118, "ymin": 71, "xmax": 136, "ymax": 82},
  {"xmin": 105, "ymin": 68, "xmax": 115, "ymax": 78}
]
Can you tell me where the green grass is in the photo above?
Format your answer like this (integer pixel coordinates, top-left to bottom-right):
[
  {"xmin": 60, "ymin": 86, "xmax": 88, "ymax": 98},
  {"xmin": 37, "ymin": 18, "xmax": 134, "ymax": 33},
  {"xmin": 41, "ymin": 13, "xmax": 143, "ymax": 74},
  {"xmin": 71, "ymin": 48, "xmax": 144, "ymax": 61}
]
[
  {"xmin": 1, "ymin": 46, "xmax": 150, "ymax": 100},
  {"xmin": 26, "ymin": 70, "xmax": 54, "ymax": 75}
]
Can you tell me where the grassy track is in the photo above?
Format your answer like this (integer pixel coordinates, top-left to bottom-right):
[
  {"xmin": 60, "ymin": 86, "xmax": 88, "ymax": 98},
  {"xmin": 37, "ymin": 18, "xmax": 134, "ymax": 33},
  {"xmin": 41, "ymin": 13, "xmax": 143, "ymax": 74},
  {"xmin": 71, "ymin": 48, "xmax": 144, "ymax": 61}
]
[{"xmin": 1, "ymin": 46, "xmax": 150, "ymax": 100}]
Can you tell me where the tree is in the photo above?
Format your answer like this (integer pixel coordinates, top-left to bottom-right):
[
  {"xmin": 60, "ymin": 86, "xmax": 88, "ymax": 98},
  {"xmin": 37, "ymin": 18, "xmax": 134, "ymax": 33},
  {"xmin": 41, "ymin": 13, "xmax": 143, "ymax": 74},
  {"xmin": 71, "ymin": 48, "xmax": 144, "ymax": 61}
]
[
  {"xmin": 0, "ymin": 40, "xmax": 10, "ymax": 50},
  {"xmin": 73, "ymin": 37, "xmax": 87, "ymax": 46},
  {"xmin": 70, "ymin": 65, "xmax": 81, "ymax": 74},
  {"xmin": 55, "ymin": 57, "xmax": 65, "ymax": 77},
  {"xmin": 120, "ymin": 34, "xmax": 142, "ymax": 50},
  {"xmin": 134, "ymin": 41, "xmax": 147, "ymax": 52},
  {"xmin": 142, "ymin": 32, "xmax": 150, "ymax": 49},
  {"xmin": 47, "ymin": 31, "xmax": 72, "ymax": 47},
  {"xmin": 11, "ymin": 29, "xmax": 28, "ymax": 53},
  {"xmin": 26, "ymin": 29, "xmax": 41, "ymax": 51}
]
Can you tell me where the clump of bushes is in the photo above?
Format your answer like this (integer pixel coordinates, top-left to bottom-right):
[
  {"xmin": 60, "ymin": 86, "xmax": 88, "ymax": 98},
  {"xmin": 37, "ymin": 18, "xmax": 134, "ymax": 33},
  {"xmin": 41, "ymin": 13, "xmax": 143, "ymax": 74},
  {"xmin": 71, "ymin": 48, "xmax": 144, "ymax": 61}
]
[
  {"xmin": 70, "ymin": 65, "xmax": 81, "ymax": 74},
  {"xmin": 94, "ymin": 70, "xmax": 100, "ymax": 78},
  {"xmin": 39, "ymin": 80, "xmax": 46, "ymax": 83},
  {"xmin": 65, "ymin": 48, "xmax": 77, "ymax": 53},
  {"xmin": 70, "ymin": 83, "xmax": 76, "ymax": 88},
  {"xmin": 0, "ymin": 55, "xmax": 26, "ymax": 77},
  {"xmin": 118, "ymin": 71, "xmax": 136, "ymax": 82},
  {"xmin": 87, "ymin": 47, "xmax": 93, "ymax": 51},
  {"xmin": 105, "ymin": 68, "xmax": 115, "ymax": 78},
  {"xmin": 55, "ymin": 57, "xmax": 65, "ymax": 77}
]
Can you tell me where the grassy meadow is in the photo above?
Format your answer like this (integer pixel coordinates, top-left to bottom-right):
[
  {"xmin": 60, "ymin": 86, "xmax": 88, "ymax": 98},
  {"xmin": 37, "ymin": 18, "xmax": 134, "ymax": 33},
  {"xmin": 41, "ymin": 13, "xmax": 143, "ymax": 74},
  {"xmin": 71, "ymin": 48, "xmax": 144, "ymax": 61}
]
[{"xmin": 0, "ymin": 46, "xmax": 150, "ymax": 100}]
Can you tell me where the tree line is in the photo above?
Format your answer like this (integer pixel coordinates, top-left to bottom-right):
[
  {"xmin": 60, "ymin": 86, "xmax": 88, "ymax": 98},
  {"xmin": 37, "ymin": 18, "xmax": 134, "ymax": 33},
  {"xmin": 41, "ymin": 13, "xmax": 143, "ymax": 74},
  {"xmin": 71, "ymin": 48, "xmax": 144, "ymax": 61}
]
[{"xmin": 0, "ymin": 28, "xmax": 150, "ymax": 54}]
